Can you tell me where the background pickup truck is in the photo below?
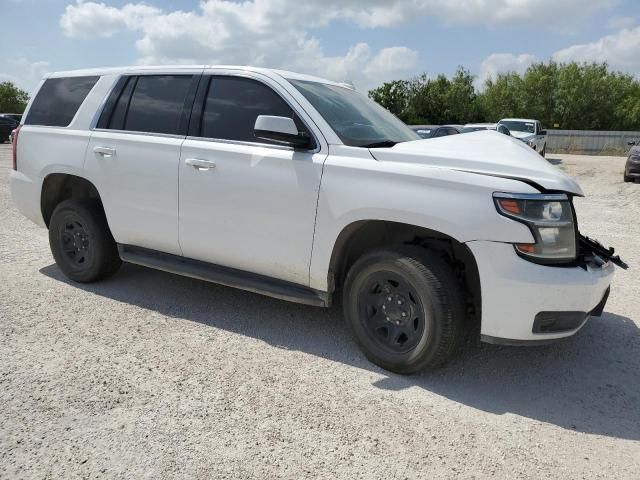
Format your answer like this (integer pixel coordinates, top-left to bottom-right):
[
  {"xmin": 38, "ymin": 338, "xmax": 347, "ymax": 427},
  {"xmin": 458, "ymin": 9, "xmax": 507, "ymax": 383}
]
[{"xmin": 498, "ymin": 118, "xmax": 547, "ymax": 156}]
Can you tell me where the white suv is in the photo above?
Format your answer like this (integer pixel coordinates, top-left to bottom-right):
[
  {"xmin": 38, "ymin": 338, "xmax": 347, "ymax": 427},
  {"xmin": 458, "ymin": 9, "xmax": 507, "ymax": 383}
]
[{"xmin": 10, "ymin": 66, "xmax": 626, "ymax": 373}]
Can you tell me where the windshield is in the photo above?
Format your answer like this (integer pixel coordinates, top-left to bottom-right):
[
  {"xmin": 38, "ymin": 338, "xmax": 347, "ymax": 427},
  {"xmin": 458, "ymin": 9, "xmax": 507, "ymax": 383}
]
[
  {"xmin": 499, "ymin": 121, "xmax": 535, "ymax": 134},
  {"xmin": 289, "ymin": 80, "xmax": 420, "ymax": 147}
]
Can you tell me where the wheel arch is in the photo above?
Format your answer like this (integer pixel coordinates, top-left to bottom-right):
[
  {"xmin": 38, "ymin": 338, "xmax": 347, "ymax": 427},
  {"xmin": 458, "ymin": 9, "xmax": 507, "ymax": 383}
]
[
  {"xmin": 327, "ymin": 220, "xmax": 481, "ymax": 336},
  {"xmin": 41, "ymin": 173, "xmax": 104, "ymax": 228}
]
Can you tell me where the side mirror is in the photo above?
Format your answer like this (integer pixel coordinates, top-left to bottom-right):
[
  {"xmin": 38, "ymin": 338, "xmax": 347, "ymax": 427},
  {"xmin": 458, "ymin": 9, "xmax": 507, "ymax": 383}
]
[
  {"xmin": 539, "ymin": 130, "xmax": 547, "ymax": 136},
  {"xmin": 628, "ymin": 141, "xmax": 637, "ymax": 146},
  {"xmin": 496, "ymin": 124, "xmax": 511, "ymax": 136},
  {"xmin": 254, "ymin": 115, "xmax": 311, "ymax": 149}
]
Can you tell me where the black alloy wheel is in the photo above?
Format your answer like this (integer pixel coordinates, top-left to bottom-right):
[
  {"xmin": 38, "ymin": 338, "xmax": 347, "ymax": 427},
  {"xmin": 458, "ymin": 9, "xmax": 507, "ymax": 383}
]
[
  {"xmin": 358, "ymin": 271, "xmax": 426, "ymax": 354},
  {"xmin": 49, "ymin": 199, "xmax": 121, "ymax": 283},
  {"xmin": 343, "ymin": 247, "xmax": 464, "ymax": 373}
]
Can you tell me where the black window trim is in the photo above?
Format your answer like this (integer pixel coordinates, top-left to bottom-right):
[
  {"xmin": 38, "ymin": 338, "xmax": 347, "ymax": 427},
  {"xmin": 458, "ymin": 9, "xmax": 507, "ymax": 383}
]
[
  {"xmin": 94, "ymin": 73, "xmax": 201, "ymax": 138},
  {"xmin": 186, "ymin": 73, "xmax": 320, "ymax": 153}
]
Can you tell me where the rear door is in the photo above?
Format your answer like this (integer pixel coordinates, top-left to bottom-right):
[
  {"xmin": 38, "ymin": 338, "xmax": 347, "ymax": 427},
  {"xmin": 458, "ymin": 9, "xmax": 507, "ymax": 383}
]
[
  {"xmin": 85, "ymin": 71, "xmax": 200, "ymax": 255},
  {"xmin": 178, "ymin": 72, "xmax": 327, "ymax": 285}
]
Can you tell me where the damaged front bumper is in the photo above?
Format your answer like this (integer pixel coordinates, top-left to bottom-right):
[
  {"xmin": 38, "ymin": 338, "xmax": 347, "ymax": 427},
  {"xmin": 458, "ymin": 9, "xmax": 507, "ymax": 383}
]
[
  {"xmin": 578, "ymin": 234, "xmax": 628, "ymax": 270},
  {"xmin": 467, "ymin": 236, "xmax": 621, "ymax": 344}
]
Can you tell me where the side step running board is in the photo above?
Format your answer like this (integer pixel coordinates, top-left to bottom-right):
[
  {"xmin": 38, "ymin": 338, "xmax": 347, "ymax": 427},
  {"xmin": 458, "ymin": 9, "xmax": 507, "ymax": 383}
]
[{"xmin": 118, "ymin": 244, "xmax": 328, "ymax": 307}]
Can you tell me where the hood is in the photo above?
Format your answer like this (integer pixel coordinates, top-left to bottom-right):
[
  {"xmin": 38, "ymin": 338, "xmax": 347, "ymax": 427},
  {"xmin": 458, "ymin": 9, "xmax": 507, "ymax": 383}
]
[
  {"xmin": 369, "ymin": 131, "xmax": 583, "ymax": 195},
  {"xmin": 509, "ymin": 130, "xmax": 535, "ymax": 140}
]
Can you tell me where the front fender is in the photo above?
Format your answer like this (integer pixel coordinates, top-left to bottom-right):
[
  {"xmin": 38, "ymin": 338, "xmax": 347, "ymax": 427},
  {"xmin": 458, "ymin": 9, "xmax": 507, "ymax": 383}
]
[{"xmin": 309, "ymin": 151, "xmax": 538, "ymax": 291}]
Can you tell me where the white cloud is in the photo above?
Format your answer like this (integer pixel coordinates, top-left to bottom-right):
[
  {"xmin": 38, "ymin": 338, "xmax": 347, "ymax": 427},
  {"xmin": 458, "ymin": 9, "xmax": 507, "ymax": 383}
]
[
  {"xmin": 477, "ymin": 53, "xmax": 539, "ymax": 87},
  {"xmin": 60, "ymin": 1, "xmax": 160, "ymax": 38},
  {"xmin": 57, "ymin": 0, "xmax": 619, "ymax": 91},
  {"xmin": 59, "ymin": 1, "xmax": 423, "ymax": 91},
  {"xmin": 477, "ymin": 23, "xmax": 640, "ymax": 91},
  {"xmin": 0, "ymin": 59, "xmax": 49, "ymax": 94},
  {"xmin": 552, "ymin": 26, "xmax": 640, "ymax": 75}
]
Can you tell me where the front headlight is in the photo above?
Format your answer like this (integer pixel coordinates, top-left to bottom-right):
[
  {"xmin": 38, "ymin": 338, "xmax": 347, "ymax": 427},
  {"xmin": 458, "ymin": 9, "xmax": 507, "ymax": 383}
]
[{"xmin": 493, "ymin": 192, "xmax": 576, "ymax": 263}]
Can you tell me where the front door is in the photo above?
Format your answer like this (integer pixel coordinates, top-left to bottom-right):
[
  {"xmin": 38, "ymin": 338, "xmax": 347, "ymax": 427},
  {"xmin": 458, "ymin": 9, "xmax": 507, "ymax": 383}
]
[{"xmin": 178, "ymin": 74, "xmax": 326, "ymax": 286}]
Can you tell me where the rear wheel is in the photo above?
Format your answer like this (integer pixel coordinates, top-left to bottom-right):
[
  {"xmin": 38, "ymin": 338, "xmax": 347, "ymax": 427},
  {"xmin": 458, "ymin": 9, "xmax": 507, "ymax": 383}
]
[
  {"xmin": 624, "ymin": 172, "xmax": 632, "ymax": 182},
  {"xmin": 540, "ymin": 144, "xmax": 546, "ymax": 157},
  {"xmin": 343, "ymin": 247, "xmax": 464, "ymax": 374},
  {"xmin": 49, "ymin": 199, "xmax": 121, "ymax": 283}
]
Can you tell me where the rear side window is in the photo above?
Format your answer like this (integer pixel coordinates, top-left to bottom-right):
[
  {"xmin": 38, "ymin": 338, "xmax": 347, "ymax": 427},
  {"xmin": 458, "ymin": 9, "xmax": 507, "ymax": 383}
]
[
  {"xmin": 200, "ymin": 76, "xmax": 307, "ymax": 144},
  {"xmin": 25, "ymin": 76, "xmax": 99, "ymax": 127},
  {"xmin": 123, "ymin": 75, "xmax": 192, "ymax": 135}
]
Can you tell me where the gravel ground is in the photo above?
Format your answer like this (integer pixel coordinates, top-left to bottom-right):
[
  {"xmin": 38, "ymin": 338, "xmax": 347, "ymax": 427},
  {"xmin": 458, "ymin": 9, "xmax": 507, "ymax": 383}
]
[{"xmin": 1, "ymin": 145, "xmax": 639, "ymax": 479}]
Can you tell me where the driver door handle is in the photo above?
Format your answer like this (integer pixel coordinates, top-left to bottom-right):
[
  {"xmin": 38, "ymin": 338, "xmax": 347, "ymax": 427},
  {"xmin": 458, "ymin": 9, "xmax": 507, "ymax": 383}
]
[{"xmin": 185, "ymin": 158, "xmax": 216, "ymax": 171}]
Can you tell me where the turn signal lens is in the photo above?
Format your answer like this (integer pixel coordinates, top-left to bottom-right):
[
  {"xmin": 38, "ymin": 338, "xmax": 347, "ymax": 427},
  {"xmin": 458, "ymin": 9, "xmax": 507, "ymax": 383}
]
[
  {"xmin": 516, "ymin": 244, "xmax": 535, "ymax": 254},
  {"xmin": 497, "ymin": 198, "xmax": 521, "ymax": 215}
]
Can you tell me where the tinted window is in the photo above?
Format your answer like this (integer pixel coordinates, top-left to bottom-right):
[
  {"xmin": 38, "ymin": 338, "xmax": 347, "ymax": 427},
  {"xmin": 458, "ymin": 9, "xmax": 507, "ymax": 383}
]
[
  {"xmin": 124, "ymin": 75, "xmax": 192, "ymax": 135},
  {"xmin": 25, "ymin": 76, "xmax": 99, "ymax": 127},
  {"xmin": 107, "ymin": 77, "xmax": 136, "ymax": 130},
  {"xmin": 200, "ymin": 76, "xmax": 307, "ymax": 144}
]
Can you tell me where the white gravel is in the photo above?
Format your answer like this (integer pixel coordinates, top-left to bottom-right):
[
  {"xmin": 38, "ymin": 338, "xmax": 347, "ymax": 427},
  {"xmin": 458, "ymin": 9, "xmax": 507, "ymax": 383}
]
[{"xmin": 1, "ymin": 146, "xmax": 639, "ymax": 479}]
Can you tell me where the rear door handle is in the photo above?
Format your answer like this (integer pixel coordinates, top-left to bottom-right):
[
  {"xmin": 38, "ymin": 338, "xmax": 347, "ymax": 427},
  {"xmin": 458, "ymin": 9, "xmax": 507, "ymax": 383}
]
[
  {"xmin": 185, "ymin": 158, "xmax": 216, "ymax": 171},
  {"xmin": 94, "ymin": 146, "xmax": 116, "ymax": 158}
]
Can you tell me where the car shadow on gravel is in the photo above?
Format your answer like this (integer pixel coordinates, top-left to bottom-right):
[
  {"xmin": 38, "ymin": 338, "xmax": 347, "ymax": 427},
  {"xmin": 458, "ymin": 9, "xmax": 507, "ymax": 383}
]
[
  {"xmin": 546, "ymin": 157, "xmax": 563, "ymax": 166},
  {"xmin": 41, "ymin": 262, "xmax": 640, "ymax": 441}
]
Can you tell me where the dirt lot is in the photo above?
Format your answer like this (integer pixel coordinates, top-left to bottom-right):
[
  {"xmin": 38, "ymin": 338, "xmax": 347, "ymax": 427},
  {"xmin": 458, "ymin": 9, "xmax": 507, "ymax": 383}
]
[{"xmin": 1, "ymin": 145, "xmax": 639, "ymax": 479}]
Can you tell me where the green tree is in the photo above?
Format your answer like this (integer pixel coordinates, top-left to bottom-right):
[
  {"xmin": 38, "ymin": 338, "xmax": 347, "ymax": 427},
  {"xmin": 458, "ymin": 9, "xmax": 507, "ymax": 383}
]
[
  {"xmin": 0, "ymin": 81, "xmax": 30, "ymax": 113},
  {"xmin": 368, "ymin": 80, "xmax": 411, "ymax": 121},
  {"xmin": 478, "ymin": 73, "xmax": 524, "ymax": 121},
  {"xmin": 519, "ymin": 62, "xmax": 558, "ymax": 127},
  {"xmin": 444, "ymin": 67, "xmax": 482, "ymax": 123},
  {"xmin": 368, "ymin": 61, "xmax": 640, "ymax": 130}
]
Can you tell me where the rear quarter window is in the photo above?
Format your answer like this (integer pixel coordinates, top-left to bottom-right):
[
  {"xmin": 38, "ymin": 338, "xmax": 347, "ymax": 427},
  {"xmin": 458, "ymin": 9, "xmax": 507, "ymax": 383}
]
[{"xmin": 25, "ymin": 76, "xmax": 99, "ymax": 127}]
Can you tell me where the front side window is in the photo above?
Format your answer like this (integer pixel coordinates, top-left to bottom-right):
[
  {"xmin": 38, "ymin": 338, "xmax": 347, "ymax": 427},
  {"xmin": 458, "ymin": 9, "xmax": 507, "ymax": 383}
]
[
  {"xmin": 199, "ymin": 76, "xmax": 309, "ymax": 145},
  {"xmin": 123, "ymin": 75, "xmax": 193, "ymax": 135},
  {"xmin": 25, "ymin": 76, "xmax": 99, "ymax": 127},
  {"xmin": 290, "ymin": 80, "xmax": 420, "ymax": 148}
]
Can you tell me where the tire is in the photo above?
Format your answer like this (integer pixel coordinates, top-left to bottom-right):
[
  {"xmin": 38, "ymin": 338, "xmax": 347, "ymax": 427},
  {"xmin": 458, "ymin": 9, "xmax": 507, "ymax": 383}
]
[
  {"xmin": 624, "ymin": 173, "xmax": 632, "ymax": 183},
  {"xmin": 343, "ymin": 247, "xmax": 464, "ymax": 374},
  {"xmin": 48, "ymin": 199, "xmax": 121, "ymax": 283},
  {"xmin": 540, "ymin": 144, "xmax": 546, "ymax": 157}
]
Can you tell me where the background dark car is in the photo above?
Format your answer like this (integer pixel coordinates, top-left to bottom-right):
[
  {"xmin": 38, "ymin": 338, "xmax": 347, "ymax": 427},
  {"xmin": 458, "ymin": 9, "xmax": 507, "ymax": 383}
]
[
  {"xmin": 0, "ymin": 116, "xmax": 19, "ymax": 143},
  {"xmin": 0, "ymin": 113, "xmax": 23, "ymax": 123},
  {"xmin": 625, "ymin": 141, "xmax": 640, "ymax": 183},
  {"xmin": 411, "ymin": 125, "xmax": 460, "ymax": 139}
]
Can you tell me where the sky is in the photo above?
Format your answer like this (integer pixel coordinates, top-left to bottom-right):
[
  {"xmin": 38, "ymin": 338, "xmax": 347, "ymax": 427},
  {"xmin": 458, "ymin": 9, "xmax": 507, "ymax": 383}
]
[{"xmin": 1, "ymin": 0, "xmax": 639, "ymax": 95}]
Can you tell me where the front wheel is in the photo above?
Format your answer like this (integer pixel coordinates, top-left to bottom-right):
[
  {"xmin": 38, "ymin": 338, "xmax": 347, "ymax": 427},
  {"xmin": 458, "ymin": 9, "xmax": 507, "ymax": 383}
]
[
  {"xmin": 49, "ymin": 199, "xmax": 121, "ymax": 283},
  {"xmin": 343, "ymin": 247, "xmax": 464, "ymax": 374}
]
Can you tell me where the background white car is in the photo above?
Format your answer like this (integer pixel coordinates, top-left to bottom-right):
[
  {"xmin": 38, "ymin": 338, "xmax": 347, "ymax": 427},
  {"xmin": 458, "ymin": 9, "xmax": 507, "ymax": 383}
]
[{"xmin": 498, "ymin": 118, "xmax": 547, "ymax": 156}]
